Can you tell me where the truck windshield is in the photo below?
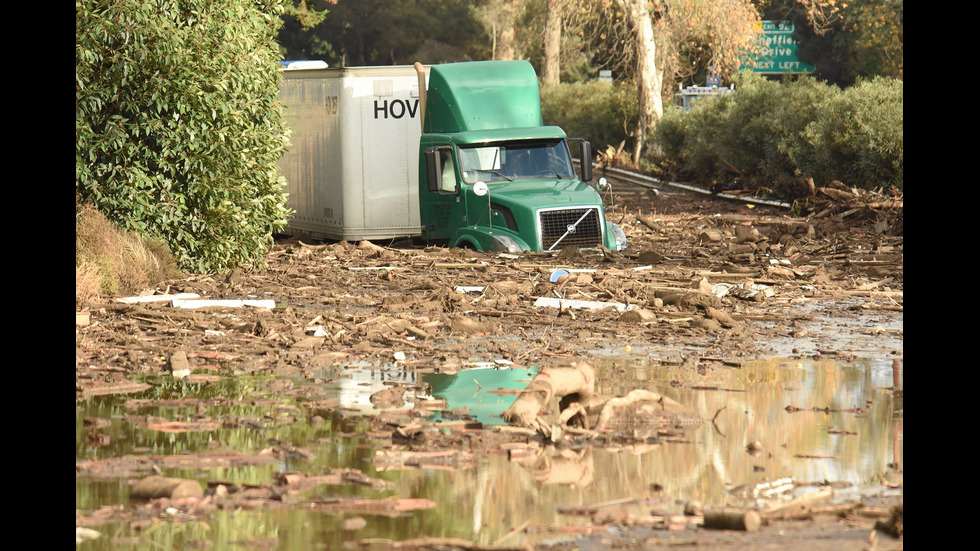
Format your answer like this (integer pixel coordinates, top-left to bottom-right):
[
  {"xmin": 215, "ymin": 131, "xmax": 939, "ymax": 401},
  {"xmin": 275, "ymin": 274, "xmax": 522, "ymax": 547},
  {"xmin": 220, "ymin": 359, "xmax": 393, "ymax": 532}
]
[{"xmin": 458, "ymin": 140, "xmax": 575, "ymax": 184}]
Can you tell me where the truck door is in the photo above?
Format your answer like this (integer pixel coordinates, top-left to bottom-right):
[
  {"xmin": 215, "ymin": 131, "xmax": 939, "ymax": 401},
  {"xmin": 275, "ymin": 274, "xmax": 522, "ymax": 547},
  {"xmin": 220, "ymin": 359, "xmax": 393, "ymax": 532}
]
[{"xmin": 420, "ymin": 145, "xmax": 464, "ymax": 242}]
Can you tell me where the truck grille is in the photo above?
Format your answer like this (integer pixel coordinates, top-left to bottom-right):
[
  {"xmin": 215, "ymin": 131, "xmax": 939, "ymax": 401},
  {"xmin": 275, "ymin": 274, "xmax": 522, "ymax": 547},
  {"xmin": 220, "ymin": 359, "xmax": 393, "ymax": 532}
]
[{"xmin": 538, "ymin": 207, "xmax": 603, "ymax": 250}]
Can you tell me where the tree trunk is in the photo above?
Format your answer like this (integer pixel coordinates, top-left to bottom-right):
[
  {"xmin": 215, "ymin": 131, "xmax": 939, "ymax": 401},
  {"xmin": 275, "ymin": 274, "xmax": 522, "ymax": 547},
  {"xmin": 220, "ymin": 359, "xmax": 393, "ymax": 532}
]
[
  {"xmin": 495, "ymin": 1, "xmax": 518, "ymax": 61},
  {"xmin": 614, "ymin": 0, "xmax": 664, "ymax": 165},
  {"xmin": 542, "ymin": 0, "xmax": 562, "ymax": 85},
  {"xmin": 497, "ymin": 25, "xmax": 516, "ymax": 60}
]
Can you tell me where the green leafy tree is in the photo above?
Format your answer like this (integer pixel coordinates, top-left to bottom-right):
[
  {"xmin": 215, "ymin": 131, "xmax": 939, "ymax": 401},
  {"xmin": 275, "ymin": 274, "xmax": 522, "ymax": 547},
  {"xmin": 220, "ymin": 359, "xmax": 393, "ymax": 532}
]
[
  {"xmin": 759, "ymin": 0, "xmax": 903, "ymax": 86},
  {"xmin": 76, "ymin": 0, "xmax": 292, "ymax": 274},
  {"xmin": 278, "ymin": 0, "xmax": 335, "ymax": 60},
  {"xmin": 279, "ymin": 0, "xmax": 489, "ymax": 66}
]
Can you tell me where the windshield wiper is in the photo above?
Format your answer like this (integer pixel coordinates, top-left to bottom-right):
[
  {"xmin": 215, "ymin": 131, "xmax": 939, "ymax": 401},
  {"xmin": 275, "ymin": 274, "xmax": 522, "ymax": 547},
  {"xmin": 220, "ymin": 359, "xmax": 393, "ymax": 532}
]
[{"xmin": 469, "ymin": 169, "xmax": 513, "ymax": 182}]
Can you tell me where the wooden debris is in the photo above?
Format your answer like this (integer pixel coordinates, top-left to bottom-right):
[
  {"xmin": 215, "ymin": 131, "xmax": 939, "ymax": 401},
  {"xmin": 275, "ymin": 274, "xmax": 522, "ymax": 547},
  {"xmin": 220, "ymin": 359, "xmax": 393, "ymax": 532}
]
[
  {"xmin": 558, "ymin": 497, "xmax": 637, "ymax": 515},
  {"xmin": 533, "ymin": 296, "xmax": 636, "ymax": 312},
  {"xmin": 278, "ymin": 469, "xmax": 394, "ymax": 491},
  {"xmin": 501, "ymin": 361, "xmax": 596, "ymax": 433},
  {"xmin": 172, "ymin": 298, "xmax": 276, "ymax": 309},
  {"xmin": 762, "ymin": 486, "xmax": 833, "ymax": 519},
  {"xmin": 794, "ymin": 454, "xmax": 840, "ymax": 459},
  {"xmin": 348, "ymin": 535, "xmax": 532, "ymax": 551},
  {"xmin": 703, "ymin": 508, "xmax": 761, "ymax": 531},
  {"xmin": 116, "ymin": 293, "xmax": 201, "ymax": 304},
  {"xmin": 146, "ymin": 420, "xmax": 222, "ymax": 433},
  {"xmin": 79, "ymin": 381, "xmax": 152, "ymax": 398},
  {"xmin": 307, "ymin": 496, "xmax": 437, "ymax": 515},
  {"xmin": 76, "ymin": 311, "xmax": 91, "ymax": 326},
  {"xmin": 501, "ymin": 361, "xmax": 701, "ymax": 440},
  {"xmin": 131, "ymin": 475, "xmax": 203, "ymax": 500},
  {"xmin": 873, "ymin": 503, "xmax": 903, "ymax": 538},
  {"xmin": 373, "ymin": 449, "xmax": 476, "ymax": 471},
  {"xmin": 492, "ymin": 520, "xmax": 532, "ymax": 547}
]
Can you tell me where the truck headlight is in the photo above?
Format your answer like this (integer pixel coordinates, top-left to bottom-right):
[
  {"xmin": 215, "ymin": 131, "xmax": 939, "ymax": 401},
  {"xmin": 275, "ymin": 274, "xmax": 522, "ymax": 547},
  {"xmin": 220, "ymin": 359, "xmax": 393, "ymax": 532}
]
[
  {"xmin": 611, "ymin": 223, "xmax": 627, "ymax": 251},
  {"xmin": 492, "ymin": 234, "xmax": 524, "ymax": 254}
]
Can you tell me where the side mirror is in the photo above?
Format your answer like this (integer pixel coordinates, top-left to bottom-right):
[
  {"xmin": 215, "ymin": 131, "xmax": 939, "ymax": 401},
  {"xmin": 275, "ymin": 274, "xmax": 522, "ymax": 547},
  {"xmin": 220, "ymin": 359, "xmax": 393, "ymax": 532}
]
[
  {"xmin": 424, "ymin": 147, "xmax": 442, "ymax": 192},
  {"xmin": 579, "ymin": 141, "xmax": 593, "ymax": 182}
]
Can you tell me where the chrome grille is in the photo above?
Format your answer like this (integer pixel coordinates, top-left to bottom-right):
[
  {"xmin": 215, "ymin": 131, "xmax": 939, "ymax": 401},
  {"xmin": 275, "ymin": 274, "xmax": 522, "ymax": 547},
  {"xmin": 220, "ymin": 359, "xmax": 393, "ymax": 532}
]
[{"xmin": 539, "ymin": 207, "xmax": 603, "ymax": 250}]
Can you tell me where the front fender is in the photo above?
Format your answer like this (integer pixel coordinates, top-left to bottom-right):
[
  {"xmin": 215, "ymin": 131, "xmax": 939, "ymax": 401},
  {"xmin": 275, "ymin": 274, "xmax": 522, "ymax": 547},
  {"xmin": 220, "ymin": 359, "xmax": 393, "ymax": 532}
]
[
  {"xmin": 605, "ymin": 221, "xmax": 628, "ymax": 251},
  {"xmin": 451, "ymin": 227, "xmax": 530, "ymax": 253}
]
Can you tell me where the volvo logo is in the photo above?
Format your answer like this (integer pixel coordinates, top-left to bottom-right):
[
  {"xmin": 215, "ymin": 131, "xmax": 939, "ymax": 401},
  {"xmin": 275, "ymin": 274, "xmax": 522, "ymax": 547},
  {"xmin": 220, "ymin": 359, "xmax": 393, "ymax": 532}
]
[{"xmin": 567, "ymin": 224, "xmax": 577, "ymax": 233}]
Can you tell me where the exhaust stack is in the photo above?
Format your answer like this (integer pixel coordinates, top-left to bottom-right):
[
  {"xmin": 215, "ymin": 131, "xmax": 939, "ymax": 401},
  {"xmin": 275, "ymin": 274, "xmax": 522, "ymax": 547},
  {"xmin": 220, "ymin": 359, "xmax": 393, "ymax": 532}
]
[{"xmin": 414, "ymin": 62, "xmax": 427, "ymax": 132}]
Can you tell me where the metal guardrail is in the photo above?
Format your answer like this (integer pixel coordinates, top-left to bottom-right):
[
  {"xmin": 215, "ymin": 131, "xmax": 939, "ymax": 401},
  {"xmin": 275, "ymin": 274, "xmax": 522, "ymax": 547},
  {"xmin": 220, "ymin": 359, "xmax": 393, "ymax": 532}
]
[{"xmin": 575, "ymin": 159, "xmax": 792, "ymax": 209}]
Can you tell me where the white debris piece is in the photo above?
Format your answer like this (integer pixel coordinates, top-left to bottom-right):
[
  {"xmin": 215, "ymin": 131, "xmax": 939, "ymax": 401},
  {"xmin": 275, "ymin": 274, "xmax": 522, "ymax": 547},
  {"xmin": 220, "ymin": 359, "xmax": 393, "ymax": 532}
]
[
  {"xmin": 171, "ymin": 298, "xmax": 276, "ymax": 309},
  {"xmin": 116, "ymin": 293, "xmax": 201, "ymax": 304},
  {"xmin": 533, "ymin": 297, "xmax": 636, "ymax": 312}
]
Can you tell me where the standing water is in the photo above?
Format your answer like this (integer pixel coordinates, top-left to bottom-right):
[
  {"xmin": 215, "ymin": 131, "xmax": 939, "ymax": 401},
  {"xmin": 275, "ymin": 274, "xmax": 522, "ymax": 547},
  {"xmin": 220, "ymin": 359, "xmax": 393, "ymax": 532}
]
[{"xmin": 76, "ymin": 356, "xmax": 902, "ymax": 549}]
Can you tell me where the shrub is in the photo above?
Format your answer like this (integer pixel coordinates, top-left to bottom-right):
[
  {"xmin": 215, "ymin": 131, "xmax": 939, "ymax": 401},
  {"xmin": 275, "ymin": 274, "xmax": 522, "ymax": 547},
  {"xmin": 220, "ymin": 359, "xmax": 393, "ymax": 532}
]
[
  {"xmin": 76, "ymin": 0, "xmax": 292, "ymax": 274},
  {"xmin": 654, "ymin": 99, "xmax": 735, "ymax": 185},
  {"xmin": 803, "ymin": 77, "xmax": 903, "ymax": 190},
  {"xmin": 540, "ymin": 81, "xmax": 637, "ymax": 152},
  {"xmin": 719, "ymin": 74, "xmax": 834, "ymax": 196},
  {"xmin": 650, "ymin": 72, "xmax": 903, "ymax": 199}
]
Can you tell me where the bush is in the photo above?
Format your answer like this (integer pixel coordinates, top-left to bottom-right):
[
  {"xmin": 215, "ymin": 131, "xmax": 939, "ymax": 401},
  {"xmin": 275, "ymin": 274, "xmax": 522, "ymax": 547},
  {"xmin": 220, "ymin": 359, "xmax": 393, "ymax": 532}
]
[
  {"xmin": 650, "ymin": 72, "xmax": 903, "ymax": 199},
  {"xmin": 803, "ymin": 77, "xmax": 903, "ymax": 190},
  {"xmin": 76, "ymin": 0, "xmax": 292, "ymax": 274},
  {"xmin": 653, "ymin": 100, "xmax": 735, "ymax": 185},
  {"xmin": 540, "ymin": 81, "xmax": 637, "ymax": 152}
]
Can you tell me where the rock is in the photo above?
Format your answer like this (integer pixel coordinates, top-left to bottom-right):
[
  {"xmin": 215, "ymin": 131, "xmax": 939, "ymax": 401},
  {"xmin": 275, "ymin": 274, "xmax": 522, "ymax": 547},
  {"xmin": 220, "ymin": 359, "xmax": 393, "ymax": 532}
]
[
  {"xmin": 734, "ymin": 225, "xmax": 763, "ymax": 243},
  {"xmin": 449, "ymin": 316, "xmax": 495, "ymax": 334},
  {"xmin": 705, "ymin": 306, "xmax": 737, "ymax": 328},
  {"xmin": 169, "ymin": 351, "xmax": 191, "ymax": 378},
  {"xmin": 692, "ymin": 317, "xmax": 723, "ymax": 332},
  {"xmin": 370, "ymin": 387, "xmax": 406, "ymax": 409},
  {"xmin": 692, "ymin": 277, "xmax": 713, "ymax": 294},
  {"xmin": 619, "ymin": 308, "xmax": 656, "ymax": 323},
  {"xmin": 290, "ymin": 336, "xmax": 325, "ymax": 349},
  {"xmin": 727, "ymin": 242, "xmax": 756, "ymax": 254},
  {"xmin": 637, "ymin": 250, "xmax": 664, "ymax": 264},
  {"xmin": 698, "ymin": 229, "xmax": 723, "ymax": 243},
  {"xmin": 658, "ymin": 289, "xmax": 721, "ymax": 310}
]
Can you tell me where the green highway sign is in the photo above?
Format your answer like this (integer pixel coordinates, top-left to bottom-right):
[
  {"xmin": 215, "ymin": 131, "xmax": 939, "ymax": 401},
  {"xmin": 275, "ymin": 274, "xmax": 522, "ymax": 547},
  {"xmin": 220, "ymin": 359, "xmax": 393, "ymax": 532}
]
[{"xmin": 741, "ymin": 20, "xmax": 815, "ymax": 74}]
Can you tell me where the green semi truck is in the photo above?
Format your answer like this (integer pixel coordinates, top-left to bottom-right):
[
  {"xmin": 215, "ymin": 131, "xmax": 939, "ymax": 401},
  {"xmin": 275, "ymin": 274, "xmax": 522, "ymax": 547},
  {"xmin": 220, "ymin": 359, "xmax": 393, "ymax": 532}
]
[{"xmin": 278, "ymin": 59, "xmax": 626, "ymax": 254}]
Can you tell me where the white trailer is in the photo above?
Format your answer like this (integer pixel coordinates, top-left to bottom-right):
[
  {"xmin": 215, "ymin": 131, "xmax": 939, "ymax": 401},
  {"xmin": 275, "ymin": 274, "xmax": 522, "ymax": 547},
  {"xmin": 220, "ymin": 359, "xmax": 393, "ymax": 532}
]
[{"xmin": 278, "ymin": 65, "xmax": 428, "ymax": 241}]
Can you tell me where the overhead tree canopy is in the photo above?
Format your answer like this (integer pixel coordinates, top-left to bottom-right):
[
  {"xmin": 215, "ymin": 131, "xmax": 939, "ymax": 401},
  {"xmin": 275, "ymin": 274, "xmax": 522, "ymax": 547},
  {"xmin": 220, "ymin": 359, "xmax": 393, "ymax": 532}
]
[
  {"xmin": 279, "ymin": 0, "xmax": 490, "ymax": 65},
  {"xmin": 760, "ymin": 0, "xmax": 903, "ymax": 86}
]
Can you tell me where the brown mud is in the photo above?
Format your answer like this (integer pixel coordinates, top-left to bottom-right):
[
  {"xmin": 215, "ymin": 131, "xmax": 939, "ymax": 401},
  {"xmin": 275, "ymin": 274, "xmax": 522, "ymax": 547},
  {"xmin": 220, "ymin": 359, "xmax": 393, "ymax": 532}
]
[{"xmin": 76, "ymin": 184, "xmax": 903, "ymax": 550}]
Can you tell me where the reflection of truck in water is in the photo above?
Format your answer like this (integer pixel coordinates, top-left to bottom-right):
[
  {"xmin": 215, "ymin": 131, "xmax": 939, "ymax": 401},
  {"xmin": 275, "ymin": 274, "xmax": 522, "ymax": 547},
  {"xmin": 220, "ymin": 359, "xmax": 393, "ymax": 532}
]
[
  {"xmin": 277, "ymin": 60, "xmax": 626, "ymax": 253},
  {"xmin": 674, "ymin": 84, "xmax": 733, "ymax": 111}
]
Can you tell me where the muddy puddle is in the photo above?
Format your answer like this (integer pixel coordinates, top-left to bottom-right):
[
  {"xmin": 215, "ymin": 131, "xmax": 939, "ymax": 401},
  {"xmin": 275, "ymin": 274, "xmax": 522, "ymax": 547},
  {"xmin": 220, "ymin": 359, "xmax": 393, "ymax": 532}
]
[{"xmin": 76, "ymin": 355, "xmax": 902, "ymax": 550}]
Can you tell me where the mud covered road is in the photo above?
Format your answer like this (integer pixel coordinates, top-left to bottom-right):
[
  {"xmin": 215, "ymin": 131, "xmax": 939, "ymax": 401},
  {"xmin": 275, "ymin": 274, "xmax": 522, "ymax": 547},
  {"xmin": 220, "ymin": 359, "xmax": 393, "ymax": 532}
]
[{"xmin": 76, "ymin": 183, "xmax": 903, "ymax": 550}]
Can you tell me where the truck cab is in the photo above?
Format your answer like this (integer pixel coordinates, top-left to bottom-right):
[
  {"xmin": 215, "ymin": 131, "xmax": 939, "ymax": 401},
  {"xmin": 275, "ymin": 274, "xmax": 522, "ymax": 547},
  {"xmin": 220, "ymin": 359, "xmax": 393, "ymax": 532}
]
[{"xmin": 416, "ymin": 60, "xmax": 626, "ymax": 253}]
